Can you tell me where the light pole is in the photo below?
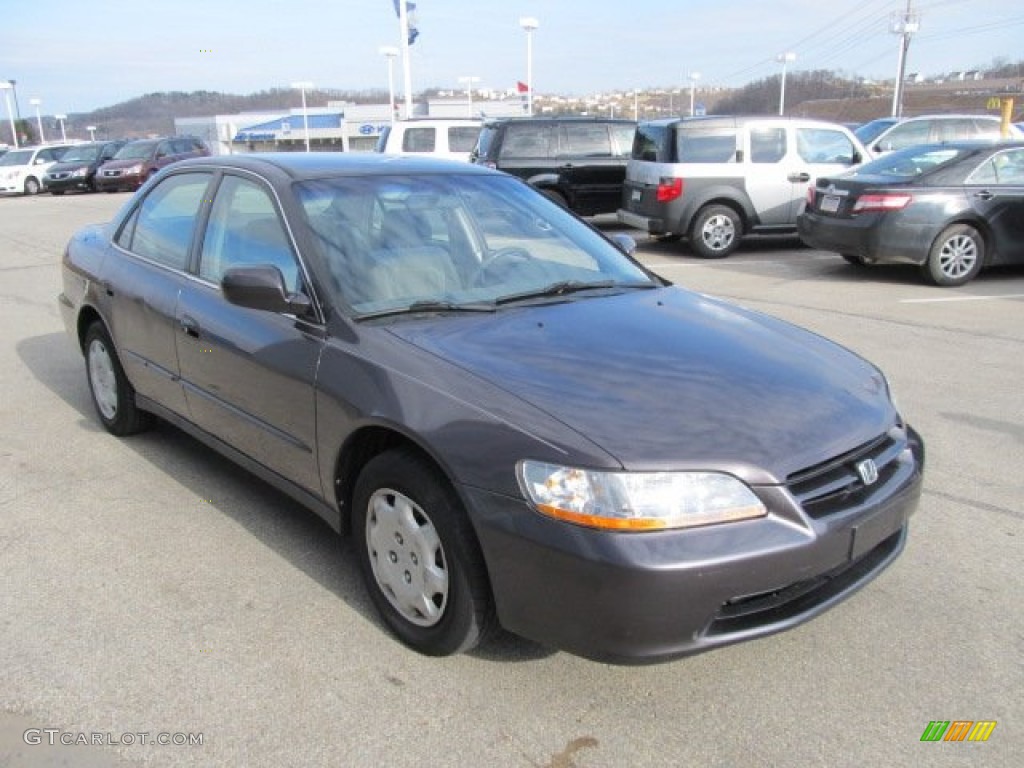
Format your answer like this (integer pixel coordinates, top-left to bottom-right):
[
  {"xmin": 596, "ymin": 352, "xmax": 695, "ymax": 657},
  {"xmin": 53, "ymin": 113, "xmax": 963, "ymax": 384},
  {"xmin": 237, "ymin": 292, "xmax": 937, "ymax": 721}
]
[
  {"xmin": 86, "ymin": 125, "xmax": 97, "ymax": 142},
  {"xmin": 0, "ymin": 81, "xmax": 17, "ymax": 148},
  {"xmin": 55, "ymin": 114, "xmax": 67, "ymax": 143},
  {"xmin": 890, "ymin": 1, "xmax": 919, "ymax": 118},
  {"xmin": 458, "ymin": 76, "xmax": 481, "ymax": 117},
  {"xmin": 668, "ymin": 89, "xmax": 680, "ymax": 115},
  {"xmin": 776, "ymin": 52, "xmax": 796, "ymax": 116},
  {"xmin": 519, "ymin": 16, "xmax": 539, "ymax": 116},
  {"xmin": 29, "ymin": 97, "xmax": 44, "ymax": 143},
  {"xmin": 688, "ymin": 72, "xmax": 702, "ymax": 116},
  {"xmin": 379, "ymin": 46, "xmax": 399, "ymax": 124},
  {"xmin": 290, "ymin": 81, "xmax": 313, "ymax": 152}
]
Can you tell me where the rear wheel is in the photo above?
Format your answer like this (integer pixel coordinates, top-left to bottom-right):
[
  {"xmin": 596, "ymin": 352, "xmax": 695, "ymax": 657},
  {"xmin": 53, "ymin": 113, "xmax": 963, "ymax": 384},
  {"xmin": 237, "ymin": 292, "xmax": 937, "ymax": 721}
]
[
  {"xmin": 24, "ymin": 177, "xmax": 40, "ymax": 196},
  {"xmin": 690, "ymin": 204, "xmax": 742, "ymax": 258},
  {"xmin": 921, "ymin": 224, "xmax": 984, "ymax": 286},
  {"xmin": 353, "ymin": 448, "xmax": 495, "ymax": 656},
  {"xmin": 83, "ymin": 322, "xmax": 152, "ymax": 436}
]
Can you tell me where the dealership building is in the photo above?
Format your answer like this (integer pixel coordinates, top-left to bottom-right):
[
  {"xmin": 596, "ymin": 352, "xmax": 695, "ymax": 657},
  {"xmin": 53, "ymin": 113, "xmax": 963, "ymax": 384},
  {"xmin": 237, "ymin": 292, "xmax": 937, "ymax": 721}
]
[{"xmin": 175, "ymin": 97, "xmax": 525, "ymax": 155}]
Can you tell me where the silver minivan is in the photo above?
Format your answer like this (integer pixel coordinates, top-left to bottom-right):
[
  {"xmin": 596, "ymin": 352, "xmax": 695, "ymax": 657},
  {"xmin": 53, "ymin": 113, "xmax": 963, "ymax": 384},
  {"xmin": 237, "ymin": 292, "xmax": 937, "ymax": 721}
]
[{"xmin": 618, "ymin": 116, "xmax": 868, "ymax": 257}]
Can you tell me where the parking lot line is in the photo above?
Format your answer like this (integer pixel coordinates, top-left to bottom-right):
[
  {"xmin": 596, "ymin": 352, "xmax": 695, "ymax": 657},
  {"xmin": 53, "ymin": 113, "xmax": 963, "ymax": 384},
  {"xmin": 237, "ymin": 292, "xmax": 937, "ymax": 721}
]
[{"xmin": 899, "ymin": 294, "xmax": 1024, "ymax": 304}]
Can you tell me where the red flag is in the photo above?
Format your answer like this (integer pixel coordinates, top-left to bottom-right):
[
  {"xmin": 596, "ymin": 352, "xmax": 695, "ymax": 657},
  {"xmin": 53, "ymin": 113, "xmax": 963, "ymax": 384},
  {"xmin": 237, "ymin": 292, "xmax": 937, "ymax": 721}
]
[{"xmin": 516, "ymin": 81, "xmax": 529, "ymax": 94}]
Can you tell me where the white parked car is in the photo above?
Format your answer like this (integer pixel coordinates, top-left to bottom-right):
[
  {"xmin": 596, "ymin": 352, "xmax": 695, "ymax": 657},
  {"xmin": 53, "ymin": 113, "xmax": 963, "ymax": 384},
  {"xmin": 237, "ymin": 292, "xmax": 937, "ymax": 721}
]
[
  {"xmin": 867, "ymin": 114, "xmax": 1024, "ymax": 156},
  {"xmin": 375, "ymin": 118, "xmax": 482, "ymax": 162},
  {"xmin": 0, "ymin": 144, "xmax": 75, "ymax": 196}
]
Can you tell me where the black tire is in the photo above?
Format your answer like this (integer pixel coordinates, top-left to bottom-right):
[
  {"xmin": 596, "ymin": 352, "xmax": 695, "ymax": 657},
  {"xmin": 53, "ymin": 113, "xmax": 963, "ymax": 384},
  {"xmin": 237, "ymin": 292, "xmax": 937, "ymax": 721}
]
[
  {"xmin": 921, "ymin": 223, "xmax": 984, "ymax": 287},
  {"xmin": 83, "ymin": 322, "xmax": 152, "ymax": 436},
  {"xmin": 24, "ymin": 177, "xmax": 40, "ymax": 196},
  {"xmin": 841, "ymin": 253, "xmax": 868, "ymax": 267},
  {"xmin": 352, "ymin": 448, "xmax": 494, "ymax": 656},
  {"xmin": 689, "ymin": 204, "xmax": 742, "ymax": 258}
]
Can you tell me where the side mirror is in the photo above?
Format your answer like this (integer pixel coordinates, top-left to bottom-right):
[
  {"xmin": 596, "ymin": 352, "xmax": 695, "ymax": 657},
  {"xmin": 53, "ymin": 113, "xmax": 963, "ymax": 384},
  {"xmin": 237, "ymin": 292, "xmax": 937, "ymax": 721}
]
[
  {"xmin": 222, "ymin": 266, "xmax": 312, "ymax": 316},
  {"xmin": 607, "ymin": 232, "xmax": 637, "ymax": 256}
]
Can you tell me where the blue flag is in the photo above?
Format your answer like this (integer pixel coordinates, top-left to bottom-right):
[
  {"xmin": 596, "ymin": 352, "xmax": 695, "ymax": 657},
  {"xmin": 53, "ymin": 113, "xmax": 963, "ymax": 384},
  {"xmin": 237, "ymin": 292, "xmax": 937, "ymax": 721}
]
[{"xmin": 392, "ymin": 0, "xmax": 420, "ymax": 45}]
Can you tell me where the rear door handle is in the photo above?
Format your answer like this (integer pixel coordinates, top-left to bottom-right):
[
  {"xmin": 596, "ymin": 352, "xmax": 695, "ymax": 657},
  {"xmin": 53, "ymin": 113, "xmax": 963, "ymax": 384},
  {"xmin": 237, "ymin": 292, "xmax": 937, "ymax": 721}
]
[
  {"xmin": 180, "ymin": 315, "xmax": 200, "ymax": 338},
  {"xmin": 788, "ymin": 172, "xmax": 811, "ymax": 183},
  {"xmin": 973, "ymin": 190, "xmax": 994, "ymax": 201}
]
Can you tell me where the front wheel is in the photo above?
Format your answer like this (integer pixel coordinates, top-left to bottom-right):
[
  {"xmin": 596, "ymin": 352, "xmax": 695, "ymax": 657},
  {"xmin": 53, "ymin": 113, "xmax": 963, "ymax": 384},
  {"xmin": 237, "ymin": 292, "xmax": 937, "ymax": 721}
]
[
  {"xmin": 352, "ymin": 449, "xmax": 494, "ymax": 656},
  {"xmin": 921, "ymin": 224, "xmax": 984, "ymax": 286},
  {"xmin": 24, "ymin": 177, "xmax": 40, "ymax": 196},
  {"xmin": 83, "ymin": 322, "xmax": 152, "ymax": 436},
  {"xmin": 689, "ymin": 205, "xmax": 742, "ymax": 258}
]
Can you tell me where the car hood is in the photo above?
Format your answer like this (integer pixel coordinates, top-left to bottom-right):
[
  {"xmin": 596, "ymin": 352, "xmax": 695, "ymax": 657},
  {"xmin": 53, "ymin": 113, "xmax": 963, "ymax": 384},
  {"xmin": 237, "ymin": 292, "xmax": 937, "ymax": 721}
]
[
  {"xmin": 48, "ymin": 161, "xmax": 93, "ymax": 173},
  {"xmin": 99, "ymin": 158, "xmax": 151, "ymax": 170},
  {"xmin": 386, "ymin": 288, "xmax": 895, "ymax": 482}
]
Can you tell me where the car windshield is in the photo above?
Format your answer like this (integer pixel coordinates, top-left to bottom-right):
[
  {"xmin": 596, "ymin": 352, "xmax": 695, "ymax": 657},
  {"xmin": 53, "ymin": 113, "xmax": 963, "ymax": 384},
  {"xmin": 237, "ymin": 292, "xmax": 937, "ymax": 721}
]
[
  {"xmin": 58, "ymin": 145, "xmax": 101, "ymax": 162},
  {"xmin": 849, "ymin": 145, "xmax": 966, "ymax": 178},
  {"xmin": 854, "ymin": 119, "xmax": 898, "ymax": 145},
  {"xmin": 114, "ymin": 142, "xmax": 157, "ymax": 160},
  {"xmin": 0, "ymin": 149, "xmax": 33, "ymax": 166},
  {"xmin": 296, "ymin": 174, "xmax": 657, "ymax": 317}
]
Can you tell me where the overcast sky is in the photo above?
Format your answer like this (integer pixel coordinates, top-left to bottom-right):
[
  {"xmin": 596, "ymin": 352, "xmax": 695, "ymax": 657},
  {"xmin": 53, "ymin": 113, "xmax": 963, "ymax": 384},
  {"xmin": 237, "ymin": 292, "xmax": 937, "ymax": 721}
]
[{"xmin": 2, "ymin": 0, "xmax": 1022, "ymax": 115}]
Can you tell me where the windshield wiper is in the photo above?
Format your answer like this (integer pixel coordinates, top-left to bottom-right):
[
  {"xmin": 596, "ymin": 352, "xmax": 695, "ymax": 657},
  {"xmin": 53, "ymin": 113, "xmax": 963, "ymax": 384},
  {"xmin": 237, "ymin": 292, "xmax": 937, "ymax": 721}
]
[
  {"xmin": 358, "ymin": 299, "xmax": 497, "ymax": 320},
  {"xmin": 494, "ymin": 280, "xmax": 656, "ymax": 306}
]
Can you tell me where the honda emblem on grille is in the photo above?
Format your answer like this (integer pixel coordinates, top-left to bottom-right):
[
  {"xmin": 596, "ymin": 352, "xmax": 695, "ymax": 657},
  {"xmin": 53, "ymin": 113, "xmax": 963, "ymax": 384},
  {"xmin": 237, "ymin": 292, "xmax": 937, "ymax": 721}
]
[{"xmin": 856, "ymin": 458, "xmax": 879, "ymax": 485}]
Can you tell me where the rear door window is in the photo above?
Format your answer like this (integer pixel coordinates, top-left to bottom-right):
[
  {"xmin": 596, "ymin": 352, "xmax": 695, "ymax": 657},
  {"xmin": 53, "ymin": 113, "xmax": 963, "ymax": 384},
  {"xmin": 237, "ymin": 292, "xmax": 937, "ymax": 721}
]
[
  {"xmin": 499, "ymin": 124, "xmax": 555, "ymax": 159},
  {"xmin": 116, "ymin": 172, "xmax": 212, "ymax": 270},
  {"xmin": 750, "ymin": 127, "xmax": 787, "ymax": 163},
  {"xmin": 448, "ymin": 126, "xmax": 482, "ymax": 152},
  {"xmin": 402, "ymin": 127, "xmax": 436, "ymax": 152},
  {"xmin": 560, "ymin": 124, "xmax": 612, "ymax": 157}
]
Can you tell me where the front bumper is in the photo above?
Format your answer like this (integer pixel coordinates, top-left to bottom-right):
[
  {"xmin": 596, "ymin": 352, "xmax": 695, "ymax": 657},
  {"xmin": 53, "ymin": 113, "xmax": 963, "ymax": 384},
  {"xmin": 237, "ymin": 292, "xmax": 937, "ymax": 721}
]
[
  {"xmin": 46, "ymin": 174, "xmax": 93, "ymax": 193},
  {"xmin": 94, "ymin": 171, "xmax": 144, "ymax": 192},
  {"xmin": 466, "ymin": 426, "xmax": 924, "ymax": 663}
]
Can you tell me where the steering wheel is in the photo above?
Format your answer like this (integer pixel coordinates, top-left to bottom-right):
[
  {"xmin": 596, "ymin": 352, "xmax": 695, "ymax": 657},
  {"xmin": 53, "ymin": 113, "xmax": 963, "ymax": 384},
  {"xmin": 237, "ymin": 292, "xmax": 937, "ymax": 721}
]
[{"xmin": 473, "ymin": 246, "xmax": 534, "ymax": 286}]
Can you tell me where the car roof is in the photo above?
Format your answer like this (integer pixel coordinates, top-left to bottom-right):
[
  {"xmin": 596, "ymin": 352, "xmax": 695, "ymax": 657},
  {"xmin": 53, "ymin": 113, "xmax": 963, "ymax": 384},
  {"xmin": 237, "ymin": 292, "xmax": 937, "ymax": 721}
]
[
  {"xmin": 172, "ymin": 152, "xmax": 503, "ymax": 180},
  {"xmin": 482, "ymin": 116, "xmax": 636, "ymax": 126},
  {"xmin": 639, "ymin": 115, "xmax": 856, "ymax": 129}
]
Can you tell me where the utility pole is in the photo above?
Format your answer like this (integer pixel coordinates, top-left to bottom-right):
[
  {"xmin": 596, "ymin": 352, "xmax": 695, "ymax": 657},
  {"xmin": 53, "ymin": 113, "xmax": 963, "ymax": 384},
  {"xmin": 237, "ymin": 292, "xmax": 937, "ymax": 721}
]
[{"xmin": 890, "ymin": 0, "xmax": 919, "ymax": 118}]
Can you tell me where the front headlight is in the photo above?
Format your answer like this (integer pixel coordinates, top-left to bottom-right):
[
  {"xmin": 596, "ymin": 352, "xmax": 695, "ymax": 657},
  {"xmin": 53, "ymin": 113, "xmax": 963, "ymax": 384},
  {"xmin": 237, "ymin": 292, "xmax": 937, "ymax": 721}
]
[
  {"xmin": 71, "ymin": 167, "xmax": 88, "ymax": 178},
  {"xmin": 124, "ymin": 164, "xmax": 143, "ymax": 175},
  {"xmin": 518, "ymin": 460, "xmax": 767, "ymax": 531}
]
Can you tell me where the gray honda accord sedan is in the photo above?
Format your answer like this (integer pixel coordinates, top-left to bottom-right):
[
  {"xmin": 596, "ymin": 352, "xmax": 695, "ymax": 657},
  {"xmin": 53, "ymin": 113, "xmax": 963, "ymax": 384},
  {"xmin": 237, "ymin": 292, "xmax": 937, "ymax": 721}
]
[{"xmin": 59, "ymin": 153, "xmax": 924, "ymax": 663}]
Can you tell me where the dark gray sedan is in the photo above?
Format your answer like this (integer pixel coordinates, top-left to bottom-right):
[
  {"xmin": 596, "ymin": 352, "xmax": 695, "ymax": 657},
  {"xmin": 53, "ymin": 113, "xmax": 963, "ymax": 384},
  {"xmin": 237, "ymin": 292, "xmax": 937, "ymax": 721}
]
[
  {"xmin": 59, "ymin": 153, "xmax": 924, "ymax": 663},
  {"xmin": 798, "ymin": 141, "xmax": 1024, "ymax": 286}
]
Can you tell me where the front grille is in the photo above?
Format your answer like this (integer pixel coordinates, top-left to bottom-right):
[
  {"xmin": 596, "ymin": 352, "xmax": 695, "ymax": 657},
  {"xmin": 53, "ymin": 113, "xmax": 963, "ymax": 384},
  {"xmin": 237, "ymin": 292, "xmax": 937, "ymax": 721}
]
[
  {"xmin": 786, "ymin": 431, "xmax": 906, "ymax": 519},
  {"xmin": 50, "ymin": 172, "xmax": 70, "ymax": 180},
  {"xmin": 103, "ymin": 170, "xmax": 122, "ymax": 177}
]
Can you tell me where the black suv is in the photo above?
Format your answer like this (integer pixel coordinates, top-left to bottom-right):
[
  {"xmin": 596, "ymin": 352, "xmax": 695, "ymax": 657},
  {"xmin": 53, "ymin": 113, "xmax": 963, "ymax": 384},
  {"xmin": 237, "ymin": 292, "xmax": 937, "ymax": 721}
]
[
  {"xmin": 44, "ymin": 141, "xmax": 127, "ymax": 195},
  {"xmin": 470, "ymin": 117, "xmax": 636, "ymax": 216}
]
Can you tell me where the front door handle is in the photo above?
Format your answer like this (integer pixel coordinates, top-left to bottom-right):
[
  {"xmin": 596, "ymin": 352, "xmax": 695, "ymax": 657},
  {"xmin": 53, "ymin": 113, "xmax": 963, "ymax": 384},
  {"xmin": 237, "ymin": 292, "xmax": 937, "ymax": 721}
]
[
  {"xmin": 180, "ymin": 315, "xmax": 200, "ymax": 338},
  {"xmin": 788, "ymin": 172, "xmax": 811, "ymax": 183},
  {"xmin": 973, "ymin": 190, "xmax": 994, "ymax": 201}
]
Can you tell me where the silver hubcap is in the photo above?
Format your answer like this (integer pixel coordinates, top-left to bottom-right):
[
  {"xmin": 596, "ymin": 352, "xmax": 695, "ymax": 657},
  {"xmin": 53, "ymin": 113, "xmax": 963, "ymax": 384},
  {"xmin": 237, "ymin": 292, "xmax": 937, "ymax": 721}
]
[
  {"xmin": 938, "ymin": 234, "xmax": 978, "ymax": 279},
  {"xmin": 701, "ymin": 214, "xmax": 735, "ymax": 251},
  {"xmin": 88, "ymin": 339, "xmax": 118, "ymax": 420},
  {"xmin": 365, "ymin": 488, "xmax": 448, "ymax": 627}
]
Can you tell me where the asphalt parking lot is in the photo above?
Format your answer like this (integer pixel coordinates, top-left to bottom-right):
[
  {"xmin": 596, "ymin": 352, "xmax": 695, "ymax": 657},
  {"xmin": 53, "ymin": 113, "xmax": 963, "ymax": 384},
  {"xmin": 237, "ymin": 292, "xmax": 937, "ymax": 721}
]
[{"xmin": 2, "ymin": 193, "xmax": 1021, "ymax": 768}]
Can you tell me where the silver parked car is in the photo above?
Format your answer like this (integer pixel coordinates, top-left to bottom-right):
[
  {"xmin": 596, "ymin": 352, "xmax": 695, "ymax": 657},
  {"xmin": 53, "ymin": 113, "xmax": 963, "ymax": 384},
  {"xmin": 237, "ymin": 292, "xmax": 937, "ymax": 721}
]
[{"xmin": 618, "ymin": 116, "xmax": 869, "ymax": 257}]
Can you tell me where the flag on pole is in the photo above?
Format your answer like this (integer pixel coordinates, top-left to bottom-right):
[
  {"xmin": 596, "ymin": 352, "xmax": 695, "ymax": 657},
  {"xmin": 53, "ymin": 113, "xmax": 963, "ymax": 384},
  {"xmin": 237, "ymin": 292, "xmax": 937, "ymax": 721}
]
[
  {"xmin": 516, "ymin": 81, "xmax": 529, "ymax": 94},
  {"xmin": 392, "ymin": 0, "xmax": 419, "ymax": 45}
]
